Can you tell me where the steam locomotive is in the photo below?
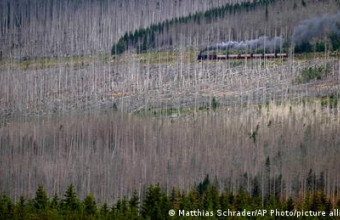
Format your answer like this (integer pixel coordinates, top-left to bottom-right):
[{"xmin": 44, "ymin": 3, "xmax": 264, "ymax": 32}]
[{"xmin": 197, "ymin": 52, "xmax": 288, "ymax": 61}]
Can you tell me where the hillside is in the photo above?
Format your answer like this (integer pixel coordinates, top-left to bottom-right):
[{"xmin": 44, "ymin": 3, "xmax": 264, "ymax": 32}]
[
  {"xmin": 113, "ymin": 0, "xmax": 340, "ymax": 54},
  {"xmin": 1, "ymin": 0, "xmax": 340, "ymax": 216},
  {"xmin": 0, "ymin": 0, "xmax": 252, "ymax": 59}
]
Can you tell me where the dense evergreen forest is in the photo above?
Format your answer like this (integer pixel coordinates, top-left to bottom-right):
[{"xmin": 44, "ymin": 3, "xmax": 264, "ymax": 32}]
[{"xmin": 1, "ymin": 175, "xmax": 339, "ymax": 220}]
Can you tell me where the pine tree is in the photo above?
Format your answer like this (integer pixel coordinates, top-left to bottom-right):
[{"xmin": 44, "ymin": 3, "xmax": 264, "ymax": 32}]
[
  {"xmin": 50, "ymin": 193, "xmax": 60, "ymax": 210},
  {"xmin": 220, "ymin": 191, "xmax": 229, "ymax": 210},
  {"xmin": 62, "ymin": 184, "xmax": 80, "ymax": 211},
  {"xmin": 17, "ymin": 196, "xmax": 26, "ymax": 220},
  {"xmin": 234, "ymin": 189, "xmax": 250, "ymax": 210},
  {"xmin": 129, "ymin": 191, "xmax": 140, "ymax": 217},
  {"xmin": 83, "ymin": 194, "xmax": 97, "ymax": 216},
  {"xmin": 197, "ymin": 175, "xmax": 210, "ymax": 195},
  {"xmin": 160, "ymin": 192, "xmax": 170, "ymax": 219},
  {"xmin": 252, "ymin": 176, "xmax": 261, "ymax": 198},
  {"xmin": 185, "ymin": 189, "xmax": 201, "ymax": 210},
  {"xmin": 109, "ymin": 200, "xmax": 118, "ymax": 219},
  {"xmin": 141, "ymin": 184, "xmax": 168, "ymax": 220},
  {"xmin": 179, "ymin": 192, "xmax": 191, "ymax": 210},
  {"xmin": 303, "ymin": 191, "xmax": 312, "ymax": 210},
  {"xmin": 0, "ymin": 194, "xmax": 13, "ymax": 219},
  {"xmin": 322, "ymin": 194, "xmax": 332, "ymax": 215},
  {"xmin": 120, "ymin": 197, "xmax": 129, "ymax": 216},
  {"xmin": 115, "ymin": 199, "xmax": 122, "ymax": 213},
  {"xmin": 100, "ymin": 202, "xmax": 109, "ymax": 217},
  {"xmin": 210, "ymin": 185, "xmax": 220, "ymax": 210},
  {"xmin": 170, "ymin": 188, "xmax": 181, "ymax": 210},
  {"xmin": 212, "ymin": 97, "xmax": 219, "ymax": 110},
  {"xmin": 34, "ymin": 185, "xmax": 49, "ymax": 210}
]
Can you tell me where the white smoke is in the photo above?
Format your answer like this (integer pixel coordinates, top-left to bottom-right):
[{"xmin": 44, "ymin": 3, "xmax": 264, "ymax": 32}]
[
  {"xmin": 293, "ymin": 12, "xmax": 340, "ymax": 44},
  {"xmin": 203, "ymin": 12, "xmax": 340, "ymax": 53},
  {"xmin": 203, "ymin": 36, "xmax": 284, "ymax": 52}
]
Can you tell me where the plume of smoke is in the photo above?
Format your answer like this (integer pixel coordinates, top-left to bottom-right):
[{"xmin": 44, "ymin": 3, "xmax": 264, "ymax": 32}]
[
  {"xmin": 293, "ymin": 12, "xmax": 340, "ymax": 44},
  {"xmin": 203, "ymin": 36, "xmax": 283, "ymax": 53}
]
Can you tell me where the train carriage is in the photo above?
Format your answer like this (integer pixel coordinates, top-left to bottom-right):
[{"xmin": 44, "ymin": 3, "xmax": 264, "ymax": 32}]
[{"xmin": 197, "ymin": 52, "xmax": 288, "ymax": 61}]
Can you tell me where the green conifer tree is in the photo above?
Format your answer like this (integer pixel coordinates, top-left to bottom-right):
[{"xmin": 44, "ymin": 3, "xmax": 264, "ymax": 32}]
[
  {"xmin": 120, "ymin": 197, "xmax": 129, "ymax": 216},
  {"xmin": 220, "ymin": 190, "xmax": 234, "ymax": 210},
  {"xmin": 170, "ymin": 188, "xmax": 181, "ymax": 210},
  {"xmin": 141, "ymin": 184, "xmax": 168, "ymax": 220},
  {"xmin": 34, "ymin": 185, "xmax": 49, "ymax": 210},
  {"xmin": 129, "ymin": 191, "xmax": 140, "ymax": 217},
  {"xmin": 0, "ymin": 194, "xmax": 13, "ymax": 220},
  {"xmin": 197, "ymin": 175, "xmax": 210, "ymax": 195},
  {"xmin": 17, "ymin": 196, "xmax": 27, "ymax": 220},
  {"xmin": 99, "ymin": 202, "xmax": 109, "ymax": 218},
  {"xmin": 83, "ymin": 194, "xmax": 97, "ymax": 216},
  {"xmin": 62, "ymin": 184, "xmax": 80, "ymax": 212},
  {"xmin": 50, "ymin": 193, "xmax": 60, "ymax": 210}
]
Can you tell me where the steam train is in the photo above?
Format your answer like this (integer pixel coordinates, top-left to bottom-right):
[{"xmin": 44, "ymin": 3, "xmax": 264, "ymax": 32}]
[{"xmin": 197, "ymin": 52, "xmax": 288, "ymax": 61}]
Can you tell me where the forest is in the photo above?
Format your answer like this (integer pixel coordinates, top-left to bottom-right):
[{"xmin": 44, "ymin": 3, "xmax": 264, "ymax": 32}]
[
  {"xmin": 111, "ymin": 0, "xmax": 340, "ymax": 54},
  {"xmin": 1, "ymin": 175, "xmax": 339, "ymax": 219},
  {"xmin": 1, "ymin": 0, "xmax": 340, "ymax": 219}
]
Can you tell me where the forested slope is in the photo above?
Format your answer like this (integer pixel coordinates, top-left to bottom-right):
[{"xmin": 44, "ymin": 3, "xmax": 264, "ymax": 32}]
[
  {"xmin": 0, "ymin": 0, "xmax": 252, "ymax": 59},
  {"xmin": 112, "ymin": 0, "xmax": 340, "ymax": 54}
]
